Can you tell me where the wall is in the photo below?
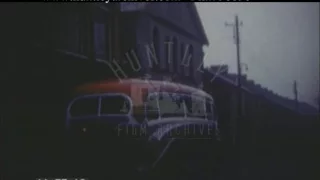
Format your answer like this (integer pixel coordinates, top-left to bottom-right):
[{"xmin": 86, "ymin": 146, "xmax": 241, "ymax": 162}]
[{"xmin": 135, "ymin": 14, "xmax": 204, "ymax": 87}]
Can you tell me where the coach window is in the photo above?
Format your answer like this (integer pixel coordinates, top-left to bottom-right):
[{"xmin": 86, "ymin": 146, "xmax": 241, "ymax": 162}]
[
  {"xmin": 158, "ymin": 92, "xmax": 186, "ymax": 118},
  {"xmin": 186, "ymin": 96, "xmax": 206, "ymax": 119},
  {"xmin": 100, "ymin": 96, "xmax": 131, "ymax": 115},
  {"xmin": 183, "ymin": 95, "xmax": 193, "ymax": 114},
  {"xmin": 206, "ymin": 100, "xmax": 214, "ymax": 120},
  {"xmin": 145, "ymin": 93, "xmax": 160, "ymax": 121},
  {"xmin": 69, "ymin": 97, "xmax": 99, "ymax": 118}
]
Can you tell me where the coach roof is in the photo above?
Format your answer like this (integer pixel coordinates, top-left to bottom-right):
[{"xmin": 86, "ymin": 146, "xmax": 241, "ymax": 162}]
[{"xmin": 75, "ymin": 78, "xmax": 212, "ymax": 100}]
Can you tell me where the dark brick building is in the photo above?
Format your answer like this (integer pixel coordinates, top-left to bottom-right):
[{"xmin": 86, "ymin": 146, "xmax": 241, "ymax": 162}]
[
  {"xmin": 2, "ymin": 3, "xmax": 208, "ymax": 131},
  {"xmin": 118, "ymin": 3, "xmax": 208, "ymax": 88},
  {"xmin": 2, "ymin": 4, "xmax": 124, "ymax": 137},
  {"xmin": 203, "ymin": 65, "xmax": 319, "ymax": 147}
]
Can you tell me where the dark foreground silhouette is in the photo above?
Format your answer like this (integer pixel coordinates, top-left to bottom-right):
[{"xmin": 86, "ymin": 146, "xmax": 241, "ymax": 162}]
[{"xmin": 5, "ymin": 116, "xmax": 319, "ymax": 180}]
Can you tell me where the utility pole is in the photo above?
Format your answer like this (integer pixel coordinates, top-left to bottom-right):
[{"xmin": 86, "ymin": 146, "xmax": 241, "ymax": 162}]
[
  {"xmin": 225, "ymin": 15, "xmax": 243, "ymax": 146},
  {"xmin": 293, "ymin": 80, "xmax": 299, "ymax": 113},
  {"xmin": 318, "ymin": 92, "xmax": 320, "ymax": 112}
]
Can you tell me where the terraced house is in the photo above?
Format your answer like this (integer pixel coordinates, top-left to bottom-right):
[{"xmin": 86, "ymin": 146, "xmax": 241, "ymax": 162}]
[
  {"xmin": 2, "ymin": 4, "xmax": 121, "ymax": 131},
  {"xmin": 117, "ymin": 3, "xmax": 209, "ymax": 88},
  {"xmin": 2, "ymin": 3, "xmax": 208, "ymax": 132}
]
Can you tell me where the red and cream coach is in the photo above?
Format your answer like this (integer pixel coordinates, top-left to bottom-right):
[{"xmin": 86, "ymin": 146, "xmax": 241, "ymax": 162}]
[
  {"xmin": 66, "ymin": 78, "xmax": 219, "ymax": 139},
  {"xmin": 63, "ymin": 78, "xmax": 221, "ymax": 178}
]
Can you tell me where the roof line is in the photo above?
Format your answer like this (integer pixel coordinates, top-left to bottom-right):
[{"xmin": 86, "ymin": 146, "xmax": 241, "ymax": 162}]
[
  {"xmin": 213, "ymin": 73, "xmax": 252, "ymax": 94},
  {"xmin": 212, "ymin": 73, "xmax": 309, "ymax": 113},
  {"xmin": 188, "ymin": 3, "xmax": 209, "ymax": 45}
]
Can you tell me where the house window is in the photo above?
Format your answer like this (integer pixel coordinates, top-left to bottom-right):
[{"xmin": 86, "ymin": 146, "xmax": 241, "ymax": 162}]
[
  {"xmin": 54, "ymin": 8, "xmax": 88, "ymax": 56},
  {"xmin": 180, "ymin": 43, "xmax": 185, "ymax": 76},
  {"xmin": 152, "ymin": 27, "xmax": 160, "ymax": 71},
  {"xmin": 94, "ymin": 23, "xmax": 107, "ymax": 59},
  {"xmin": 67, "ymin": 14, "xmax": 80, "ymax": 53},
  {"xmin": 199, "ymin": 54, "xmax": 204, "ymax": 72},
  {"xmin": 172, "ymin": 37, "xmax": 178, "ymax": 73},
  {"xmin": 189, "ymin": 45, "xmax": 194, "ymax": 77},
  {"xmin": 164, "ymin": 36, "xmax": 171, "ymax": 72},
  {"xmin": 93, "ymin": 8, "xmax": 109, "ymax": 60}
]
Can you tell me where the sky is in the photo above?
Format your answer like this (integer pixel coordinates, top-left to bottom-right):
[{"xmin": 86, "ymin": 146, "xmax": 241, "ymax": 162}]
[{"xmin": 196, "ymin": 2, "xmax": 320, "ymax": 108}]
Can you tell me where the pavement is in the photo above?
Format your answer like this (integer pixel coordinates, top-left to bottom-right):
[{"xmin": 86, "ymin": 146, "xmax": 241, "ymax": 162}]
[
  {"xmin": 5, "ymin": 118, "xmax": 319, "ymax": 180},
  {"xmin": 219, "ymin": 124, "xmax": 319, "ymax": 180}
]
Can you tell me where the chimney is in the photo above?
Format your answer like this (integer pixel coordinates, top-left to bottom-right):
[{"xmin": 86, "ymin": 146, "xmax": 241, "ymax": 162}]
[
  {"xmin": 247, "ymin": 80, "xmax": 254, "ymax": 85},
  {"xmin": 240, "ymin": 74, "xmax": 247, "ymax": 82},
  {"xmin": 257, "ymin": 84, "xmax": 262, "ymax": 89},
  {"xmin": 246, "ymin": 80, "xmax": 254, "ymax": 89},
  {"xmin": 209, "ymin": 64, "xmax": 229, "ymax": 75},
  {"xmin": 221, "ymin": 65, "xmax": 229, "ymax": 75}
]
